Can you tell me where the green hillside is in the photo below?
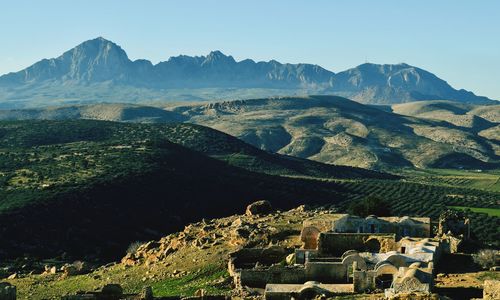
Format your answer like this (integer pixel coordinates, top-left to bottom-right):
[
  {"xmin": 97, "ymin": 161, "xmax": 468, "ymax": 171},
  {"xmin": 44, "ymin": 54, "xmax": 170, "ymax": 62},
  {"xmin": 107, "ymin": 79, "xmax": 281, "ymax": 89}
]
[
  {"xmin": 0, "ymin": 120, "xmax": 498, "ymax": 264},
  {"xmin": 0, "ymin": 120, "xmax": 390, "ymax": 260}
]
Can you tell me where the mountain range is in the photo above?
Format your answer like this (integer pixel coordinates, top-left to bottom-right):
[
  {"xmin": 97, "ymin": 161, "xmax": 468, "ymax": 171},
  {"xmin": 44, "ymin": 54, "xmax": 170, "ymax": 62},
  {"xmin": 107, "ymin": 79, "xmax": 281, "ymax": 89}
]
[{"xmin": 0, "ymin": 37, "xmax": 495, "ymax": 108}]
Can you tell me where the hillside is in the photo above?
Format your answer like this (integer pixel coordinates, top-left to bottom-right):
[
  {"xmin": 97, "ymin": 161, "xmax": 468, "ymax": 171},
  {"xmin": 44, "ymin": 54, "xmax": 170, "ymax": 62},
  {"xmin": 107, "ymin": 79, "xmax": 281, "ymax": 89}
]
[
  {"xmin": 1, "ymin": 96, "xmax": 498, "ymax": 170},
  {"xmin": 0, "ymin": 120, "xmax": 391, "ymax": 260},
  {"xmin": 174, "ymin": 96, "xmax": 500, "ymax": 170},
  {"xmin": 0, "ymin": 103, "xmax": 186, "ymax": 123},
  {"xmin": 0, "ymin": 38, "xmax": 494, "ymax": 108},
  {"xmin": 0, "ymin": 121, "xmax": 498, "ymax": 299}
]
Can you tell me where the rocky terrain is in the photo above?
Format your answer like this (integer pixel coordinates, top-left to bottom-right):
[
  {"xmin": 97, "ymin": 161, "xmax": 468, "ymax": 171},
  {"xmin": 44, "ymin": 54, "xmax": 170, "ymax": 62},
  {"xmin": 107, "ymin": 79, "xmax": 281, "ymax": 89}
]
[
  {"xmin": 3, "ymin": 203, "xmax": 498, "ymax": 299},
  {"xmin": 0, "ymin": 37, "xmax": 494, "ymax": 108}
]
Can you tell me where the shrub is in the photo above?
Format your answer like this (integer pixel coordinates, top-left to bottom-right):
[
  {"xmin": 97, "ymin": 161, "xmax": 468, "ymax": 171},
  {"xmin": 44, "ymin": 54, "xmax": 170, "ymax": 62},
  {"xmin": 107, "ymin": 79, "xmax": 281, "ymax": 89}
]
[
  {"xmin": 472, "ymin": 249, "xmax": 498, "ymax": 269},
  {"xmin": 348, "ymin": 195, "xmax": 392, "ymax": 217},
  {"xmin": 126, "ymin": 241, "xmax": 143, "ymax": 255}
]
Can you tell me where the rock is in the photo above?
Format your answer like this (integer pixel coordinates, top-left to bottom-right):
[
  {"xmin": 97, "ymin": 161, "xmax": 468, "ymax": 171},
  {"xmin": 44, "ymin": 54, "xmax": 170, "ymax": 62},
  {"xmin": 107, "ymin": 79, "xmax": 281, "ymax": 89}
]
[
  {"xmin": 7, "ymin": 273, "xmax": 17, "ymax": 279},
  {"xmin": 101, "ymin": 284, "xmax": 123, "ymax": 296},
  {"xmin": 246, "ymin": 200, "xmax": 273, "ymax": 216},
  {"xmin": 62, "ymin": 264, "xmax": 78, "ymax": 277},
  {"xmin": 121, "ymin": 253, "xmax": 137, "ymax": 266},
  {"xmin": 61, "ymin": 261, "xmax": 87, "ymax": 277}
]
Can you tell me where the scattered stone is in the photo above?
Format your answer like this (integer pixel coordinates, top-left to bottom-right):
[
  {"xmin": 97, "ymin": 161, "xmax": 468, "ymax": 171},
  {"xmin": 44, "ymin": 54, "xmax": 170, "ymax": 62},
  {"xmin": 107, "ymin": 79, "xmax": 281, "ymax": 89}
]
[{"xmin": 194, "ymin": 289, "xmax": 206, "ymax": 297}]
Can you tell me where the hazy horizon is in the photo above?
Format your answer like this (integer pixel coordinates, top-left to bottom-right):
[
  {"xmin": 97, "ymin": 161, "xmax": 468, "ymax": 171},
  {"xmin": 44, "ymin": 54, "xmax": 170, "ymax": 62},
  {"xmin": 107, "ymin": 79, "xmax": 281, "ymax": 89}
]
[{"xmin": 1, "ymin": 0, "xmax": 499, "ymax": 99}]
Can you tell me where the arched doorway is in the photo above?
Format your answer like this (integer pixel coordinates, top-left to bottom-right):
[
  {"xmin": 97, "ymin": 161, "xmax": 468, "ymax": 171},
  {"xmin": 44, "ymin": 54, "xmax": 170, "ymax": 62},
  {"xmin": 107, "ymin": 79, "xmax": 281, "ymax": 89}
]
[
  {"xmin": 364, "ymin": 238, "xmax": 381, "ymax": 253},
  {"xmin": 375, "ymin": 263, "xmax": 398, "ymax": 290}
]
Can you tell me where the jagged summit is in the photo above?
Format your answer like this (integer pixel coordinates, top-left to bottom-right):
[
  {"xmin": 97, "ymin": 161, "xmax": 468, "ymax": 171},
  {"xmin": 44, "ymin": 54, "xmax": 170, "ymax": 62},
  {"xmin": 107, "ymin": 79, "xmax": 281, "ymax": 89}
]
[{"xmin": 0, "ymin": 37, "xmax": 494, "ymax": 107}]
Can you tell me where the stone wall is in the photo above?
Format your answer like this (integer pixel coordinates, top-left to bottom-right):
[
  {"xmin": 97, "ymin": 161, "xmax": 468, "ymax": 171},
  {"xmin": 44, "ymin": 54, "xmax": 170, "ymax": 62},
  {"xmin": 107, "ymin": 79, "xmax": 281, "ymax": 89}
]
[
  {"xmin": 304, "ymin": 262, "xmax": 347, "ymax": 283},
  {"xmin": 229, "ymin": 247, "xmax": 291, "ymax": 269},
  {"xmin": 238, "ymin": 265, "xmax": 306, "ymax": 288},
  {"xmin": 330, "ymin": 215, "xmax": 430, "ymax": 239},
  {"xmin": 353, "ymin": 269, "xmax": 377, "ymax": 292},
  {"xmin": 317, "ymin": 233, "xmax": 396, "ymax": 256}
]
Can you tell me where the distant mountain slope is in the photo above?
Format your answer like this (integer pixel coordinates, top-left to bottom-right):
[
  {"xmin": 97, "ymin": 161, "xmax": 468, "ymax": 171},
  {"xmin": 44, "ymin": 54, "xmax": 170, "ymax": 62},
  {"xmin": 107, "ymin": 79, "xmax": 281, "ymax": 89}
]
[
  {"xmin": 174, "ymin": 96, "xmax": 499, "ymax": 170},
  {"xmin": 0, "ymin": 37, "xmax": 494, "ymax": 108},
  {"xmin": 330, "ymin": 63, "xmax": 493, "ymax": 104}
]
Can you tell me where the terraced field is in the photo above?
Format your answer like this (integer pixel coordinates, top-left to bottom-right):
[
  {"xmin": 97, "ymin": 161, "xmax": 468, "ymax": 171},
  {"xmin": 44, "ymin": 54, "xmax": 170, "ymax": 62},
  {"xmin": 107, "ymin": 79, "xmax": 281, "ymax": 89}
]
[{"xmin": 335, "ymin": 178, "xmax": 499, "ymax": 245}]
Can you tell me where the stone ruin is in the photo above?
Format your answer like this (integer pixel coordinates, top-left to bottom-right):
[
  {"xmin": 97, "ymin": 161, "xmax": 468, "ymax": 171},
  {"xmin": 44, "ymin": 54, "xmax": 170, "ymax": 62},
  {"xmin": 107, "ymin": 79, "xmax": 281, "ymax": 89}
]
[
  {"xmin": 227, "ymin": 213, "xmax": 453, "ymax": 299},
  {"xmin": 437, "ymin": 210, "xmax": 470, "ymax": 239}
]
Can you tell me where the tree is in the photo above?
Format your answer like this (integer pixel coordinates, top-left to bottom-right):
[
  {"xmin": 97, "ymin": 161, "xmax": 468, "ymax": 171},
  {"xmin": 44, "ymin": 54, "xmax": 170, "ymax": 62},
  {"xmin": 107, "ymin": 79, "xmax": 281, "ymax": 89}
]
[{"xmin": 348, "ymin": 196, "xmax": 392, "ymax": 217}]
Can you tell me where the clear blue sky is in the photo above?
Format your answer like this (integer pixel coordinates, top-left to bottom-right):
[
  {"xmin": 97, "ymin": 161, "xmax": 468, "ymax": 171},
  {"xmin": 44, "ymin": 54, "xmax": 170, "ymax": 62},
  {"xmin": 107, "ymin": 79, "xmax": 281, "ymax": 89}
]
[{"xmin": 1, "ymin": 0, "xmax": 499, "ymax": 99}]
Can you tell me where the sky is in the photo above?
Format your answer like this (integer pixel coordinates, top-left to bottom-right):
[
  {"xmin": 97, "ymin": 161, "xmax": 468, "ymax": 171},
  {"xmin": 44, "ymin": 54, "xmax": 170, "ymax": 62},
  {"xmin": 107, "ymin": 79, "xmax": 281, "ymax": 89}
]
[{"xmin": 0, "ymin": 0, "xmax": 499, "ymax": 99}]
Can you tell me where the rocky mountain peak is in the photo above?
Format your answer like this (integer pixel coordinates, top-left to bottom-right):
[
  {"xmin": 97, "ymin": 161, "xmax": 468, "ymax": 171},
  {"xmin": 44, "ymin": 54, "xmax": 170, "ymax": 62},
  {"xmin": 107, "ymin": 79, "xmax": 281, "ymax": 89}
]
[
  {"xmin": 202, "ymin": 50, "xmax": 236, "ymax": 65},
  {"xmin": 0, "ymin": 38, "xmax": 494, "ymax": 106}
]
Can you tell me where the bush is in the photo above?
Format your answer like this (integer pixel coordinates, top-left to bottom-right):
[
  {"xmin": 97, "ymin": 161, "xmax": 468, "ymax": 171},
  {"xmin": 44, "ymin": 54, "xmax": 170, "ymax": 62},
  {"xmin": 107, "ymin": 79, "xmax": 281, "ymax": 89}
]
[
  {"xmin": 348, "ymin": 196, "xmax": 392, "ymax": 217},
  {"xmin": 472, "ymin": 249, "xmax": 498, "ymax": 269},
  {"xmin": 126, "ymin": 241, "xmax": 143, "ymax": 255}
]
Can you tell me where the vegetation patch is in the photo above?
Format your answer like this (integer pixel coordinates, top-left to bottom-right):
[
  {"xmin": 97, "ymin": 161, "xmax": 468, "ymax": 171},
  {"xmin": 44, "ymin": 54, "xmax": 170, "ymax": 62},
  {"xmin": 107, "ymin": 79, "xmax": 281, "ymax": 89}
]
[{"xmin": 448, "ymin": 206, "xmax": 500, "ymax": 217}]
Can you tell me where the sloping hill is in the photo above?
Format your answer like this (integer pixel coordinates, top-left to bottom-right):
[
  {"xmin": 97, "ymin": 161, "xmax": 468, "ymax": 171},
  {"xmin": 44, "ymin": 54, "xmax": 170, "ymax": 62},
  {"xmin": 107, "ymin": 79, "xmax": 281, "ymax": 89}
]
[
  {"xmin": 392, "ymin": 100, "xmax": 498, "ymax": 129},
  {"xmin": 0, "ymin": 120, "xmax": 391, "ymax": 260},
  {"xmin": 173, "ymin": 96, "xmax": 499, "ymax": 170},
  {"xmin": 0, "ymin": 103, "xmax": 186, "ymax": 123},
  {"xmin": 1, "ymin": 97, "xmax": 498, "ymax": 170}
]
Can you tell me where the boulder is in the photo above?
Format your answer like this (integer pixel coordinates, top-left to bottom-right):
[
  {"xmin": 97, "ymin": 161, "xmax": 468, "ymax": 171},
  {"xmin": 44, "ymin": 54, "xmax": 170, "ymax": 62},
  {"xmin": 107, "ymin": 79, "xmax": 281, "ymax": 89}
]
[
  {"xmin": 121, "ymin": 253, "xmax": 137, "ymax": 266},
  {"xmin": 245, "ymin": 200, "xmax": 272, "ymax": 216}
]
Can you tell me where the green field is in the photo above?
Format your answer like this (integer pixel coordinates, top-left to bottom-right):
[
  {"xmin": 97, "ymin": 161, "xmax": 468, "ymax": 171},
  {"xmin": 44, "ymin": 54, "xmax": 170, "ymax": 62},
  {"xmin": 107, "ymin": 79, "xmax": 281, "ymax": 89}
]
[
  {"xmin": 448, "ymin": 206, "xmax": 500, "ymax": 217},
  {"xmin": 403, "ymin": 168, "xmax": 500, "ymax": 193}
]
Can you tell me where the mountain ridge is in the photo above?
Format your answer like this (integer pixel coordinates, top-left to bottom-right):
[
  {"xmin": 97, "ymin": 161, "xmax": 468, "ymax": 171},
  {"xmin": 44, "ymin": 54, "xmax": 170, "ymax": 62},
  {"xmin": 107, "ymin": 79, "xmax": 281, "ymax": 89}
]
[{"xmin": 0, "ymin": 37, "xmax": 495, "ymax": 108}]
